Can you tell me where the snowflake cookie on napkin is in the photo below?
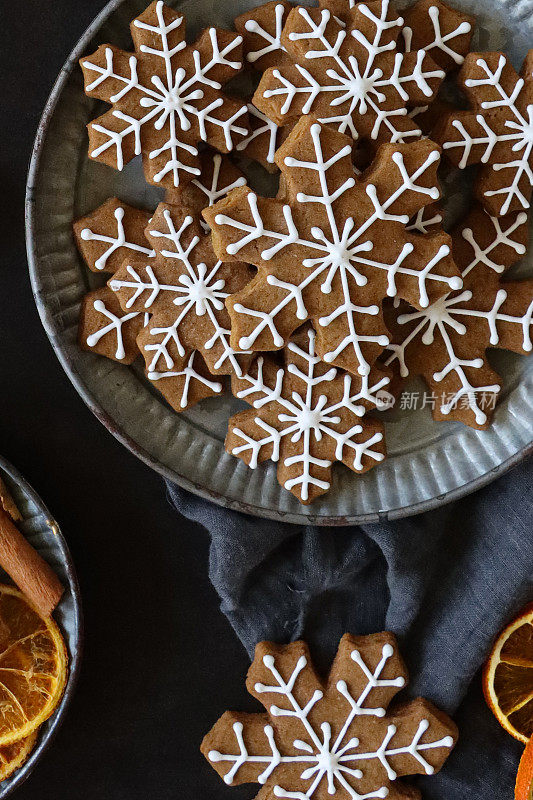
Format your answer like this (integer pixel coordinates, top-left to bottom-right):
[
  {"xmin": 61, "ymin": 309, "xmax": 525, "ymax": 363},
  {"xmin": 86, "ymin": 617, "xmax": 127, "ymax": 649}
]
[{"xmin": 202, "ymin": 632, "xmax": 458, "ymax": 798}]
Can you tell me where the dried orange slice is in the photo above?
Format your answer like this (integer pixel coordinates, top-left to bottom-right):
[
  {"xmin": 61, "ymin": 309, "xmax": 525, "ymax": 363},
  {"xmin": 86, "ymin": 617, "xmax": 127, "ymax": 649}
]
[
  {"xmin": 0, "ymin": 585, "xmax": 67, "ymax": 746},
  {"xmin": 516, "ymin": 736, "xmax": 533, "ymax": 800},
  {"xmin": 483, "ymin": 602, "xmax": 533, "ymax": 743},
  {"xmin": 0, "ymin": 731, "xmax": 38, "ymax": 781}
]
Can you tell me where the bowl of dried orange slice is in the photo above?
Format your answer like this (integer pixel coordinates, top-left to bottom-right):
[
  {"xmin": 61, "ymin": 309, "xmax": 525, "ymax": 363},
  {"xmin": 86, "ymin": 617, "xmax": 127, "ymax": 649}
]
[{"xmin": 0, "ymin": 456, "xmax": 81, "ymax": 797}]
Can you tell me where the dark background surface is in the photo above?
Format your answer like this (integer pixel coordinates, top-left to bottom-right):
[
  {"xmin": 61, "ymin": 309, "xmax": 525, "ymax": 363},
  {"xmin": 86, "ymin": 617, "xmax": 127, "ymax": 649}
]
[
  {"xmin": 1, "ymin": 2, "xmax": 531, "ymax": 799},
  {"xmin": 2, "ymin": 2, "xmax": 254, "ymax": 797}
]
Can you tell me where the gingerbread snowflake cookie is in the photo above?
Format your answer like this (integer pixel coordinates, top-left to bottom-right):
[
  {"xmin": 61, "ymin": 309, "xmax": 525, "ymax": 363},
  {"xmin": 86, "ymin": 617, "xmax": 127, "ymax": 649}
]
[
  {"xmin": 234, "ymin": 0, "xmax": 472, "ymax": 169},
  {"xmin": 202, "ymin": 632, "xmax": 458, "ymax": 797},
  {"xmin": 384, "ymin": 204, "xmax": 532, "ymax": 428},
  {"xmin": 227, "ymin": 327, "xmax": 389, "ymax": 503},
  {"xmin": 204, "ymin": 116, "xmax": 461, "ymax": 378},
  {"xmin": 80, "ymin": 0, "xmax": 249, "ymax": 191},
  {"xmin": 108, "ymin": 201, "xmax": 253, "ymax": 412},
  {"xmin": 435, "ymin": 50, "xmax": 533, "ymax": 217},
  {"xmin": 252, "ymin": 0, "xmax": 445, "ymax": 147},
  {"xmin": 75, "ymin": 197, "xmax": 229, "ymax": 409}
]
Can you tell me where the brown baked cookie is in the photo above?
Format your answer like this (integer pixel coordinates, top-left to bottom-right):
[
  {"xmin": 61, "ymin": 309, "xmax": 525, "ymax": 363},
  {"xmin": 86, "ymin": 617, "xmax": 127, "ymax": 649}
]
[
  {"xmin": 253, "ymin": 0, "xmax": 445, "ymax": 149},
  {"xmin": 73, "ymin": 197, "xmax": 154, "ymax": 274},
  {"xmin": 384, "ymin": 205, "xmax": 532, "ymax": 428},
  {"xmin": 226, "ymin": 326, "xmax": 390, "ymax": 503},
  {"xmin": 80, "ymin": 1, "xmax": 248, "ymax": 191},
  {"xmin": 202, "ymin": 632, "xmax": 458, "ymax": 797},
  {"xmin": 109, "ymin": 201, "xmax": 254, "ymax": 412},
  {"xmin": 79, "ymin": 286, "xmax": 147, "ymax": 363},
  {"xmin": 74, "ymin": 197, "xmax": 153, "ymax": 364},
  {"xmin": 237, "ymin": 0, "xmax": 472, "ymax": 169},
  {"xmin": 434, "ymin": 50, "xmax": 533, "ymax": 217},
  {"xmin": 204, "ymin": 116, "xmax": 462, "ymax": 379}
]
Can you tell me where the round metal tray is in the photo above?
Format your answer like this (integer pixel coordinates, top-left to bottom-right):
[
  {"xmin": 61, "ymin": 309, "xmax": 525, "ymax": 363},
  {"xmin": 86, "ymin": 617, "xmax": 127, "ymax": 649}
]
[
  {"xmin": 26, "ymin": 0, "xmax": 533, "ymax": 524},
  {"xmin": 0, "ymin": 456, "xmax": 82, "ymax": 798}
]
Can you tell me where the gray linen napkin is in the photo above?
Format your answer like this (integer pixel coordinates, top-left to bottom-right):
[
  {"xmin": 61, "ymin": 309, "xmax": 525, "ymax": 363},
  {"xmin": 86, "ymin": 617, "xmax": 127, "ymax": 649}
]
[{"xmin": 167, "ymin": 457, "xmax": 532, "ymax": 798}]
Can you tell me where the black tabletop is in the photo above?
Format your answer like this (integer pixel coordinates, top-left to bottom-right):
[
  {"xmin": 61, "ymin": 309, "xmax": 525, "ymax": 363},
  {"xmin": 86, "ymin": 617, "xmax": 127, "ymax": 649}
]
[{"xmin": 2, "ymin": 2, "xmax": 253, "ymax": 797}]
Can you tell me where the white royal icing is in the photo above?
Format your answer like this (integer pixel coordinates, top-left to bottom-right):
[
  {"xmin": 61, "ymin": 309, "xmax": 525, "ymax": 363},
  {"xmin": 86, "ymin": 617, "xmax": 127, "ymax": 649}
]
[
  {"xmin": 109, "ymin": 209, "xmax": 248, "ymax": 377},
  {"xmin": 86, "ymin": 298, "xmax": 141, "ymax": 360},
  {"xmin": 190, "ymin": 152, "xmax": 246, "ymax": 231},
  {"xmin": 216, "ymin": 122, "xmax": 460, "ymax": 375},
  {"xmin": 236, "ymin": 104, "xmax": 281, "ymax": 165},
  {"xmin": 443, "ymin": 55, "xmax": 533, "ymax": 214},
  {"xmin": 385, "ymin": 211, "xmax": 530, "ymax": 424},
  {"xmin": 146, "ymin": 350, "xmax": 222, "ymax": 407},
  {"xmin": 402, "ymin": 4, "xmax": 471, "ymax": 66},
  {"xmin": 209, "ymin": 640, "xmax": 453, "ymax": 796},
  {"xmin": 245, "ymin": 3, "xmax": 288, "ymax": 64},
  {"xmin": 190, "ymin": 153, "xmax": 246, "ymax": 208},
  {"xmin": 261, "ymin": 2, "xmax": 444, "ymax": 143},
  {"xmin": 230, "ymin": 328, "xmax": 388, "ymax": 501},
  {"xmin": 82, "ymin": 1, "xmax": 247, "ymax": 185},
  {"xmin": 80, "ymin": 205, "xmax": 155, "ymax": 271},
  {"xmin": 406, "ymin": 206, "xmax": 443, "ymax": 234}
]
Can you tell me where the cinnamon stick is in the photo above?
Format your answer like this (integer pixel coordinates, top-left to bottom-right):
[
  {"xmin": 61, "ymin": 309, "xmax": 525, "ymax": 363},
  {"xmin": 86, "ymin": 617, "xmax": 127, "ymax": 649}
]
[
  {"xmin": 0, "ymin": 506, "xmax": 64, "ymax": 617},
  {"xmin": 0, "ymin": 477, "xmax": 22, "ymax": 522}
]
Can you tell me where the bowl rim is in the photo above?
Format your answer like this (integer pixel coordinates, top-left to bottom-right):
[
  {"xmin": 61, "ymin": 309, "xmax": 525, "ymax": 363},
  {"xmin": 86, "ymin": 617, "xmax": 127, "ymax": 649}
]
[
  {"xmin": 25, "ymin": 0, "xmax": 533, "ymax": 526},
  {"xmin": 0, "ymin": 454, "xmax": 83, "ymax": 798}
]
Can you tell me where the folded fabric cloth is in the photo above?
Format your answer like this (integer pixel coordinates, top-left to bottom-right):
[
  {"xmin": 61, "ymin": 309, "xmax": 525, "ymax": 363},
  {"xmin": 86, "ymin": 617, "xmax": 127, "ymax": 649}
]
[{"xmin": 167, "ymin": 457, "xmax": 532, "ymax": 798}]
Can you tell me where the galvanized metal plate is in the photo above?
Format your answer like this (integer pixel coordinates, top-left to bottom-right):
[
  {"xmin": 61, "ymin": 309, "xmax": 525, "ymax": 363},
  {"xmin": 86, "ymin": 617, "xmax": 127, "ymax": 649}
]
[
  {"xmin": 26, "ymin": 0, "xmax": 533, "ymax": 524},
  {"xmin": 0, "ymin": 456, "xmax": 82, "ymax": 797}
]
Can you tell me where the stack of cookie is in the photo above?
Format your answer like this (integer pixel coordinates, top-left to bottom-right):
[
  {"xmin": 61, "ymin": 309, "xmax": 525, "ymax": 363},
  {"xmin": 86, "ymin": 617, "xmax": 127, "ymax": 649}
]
[{"xmin": 75, "ymin": 0, "xmax": 533, "ymax": 503}]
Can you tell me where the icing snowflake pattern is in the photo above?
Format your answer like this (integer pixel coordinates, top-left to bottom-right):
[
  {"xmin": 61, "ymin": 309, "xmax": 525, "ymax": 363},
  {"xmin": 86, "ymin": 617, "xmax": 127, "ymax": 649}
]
[
  {"xmin": 406, "ymin": 204, "xmax": 443, "ymax": 235},
  {"xmin": 80, "ymin": 206, "xmax": 155, "ymax": 271},
  {"xmin": 80, "ymin": 288, "xmax": 148, "ymax": 363},
  {"xmin": 109, "ymin": 202, "xmax": 252, "ymax": 404},
  {"xmin": 401, "ymin": 0, "xmax": 473, "ymax": 70},
  {"xmin": 237, "ymin": 0, "xmax": 291, "ymax": 69},
  {"xmin": 253, "ymin": 0, "xmax": 445, "ymax": 145},
  {"xmin": 81, "ymin": 1, "xmax": 248, "ymax": 189},
  {"xmin": 188, "ymin": 153, "xmax": 247, "ymax": 209},
  {"xmin": 86, "ymin": 301, "xmax": 143, "ymax": 361},
  {"xmin": 385, "ymin": 205, "xmax": 532, "ymax": 427},
  {"xmin": 202, "ymin": 633, "xmax": 457, "ymax": 798},
  {"xmin": 74, "ymin": 198, "xmax": 155, "ymax": 275},
  {"xmin": 169, "ymin": 150, "xmax": 247, "ymax": 230},
  {"xmin": 236, "ymin": 104, "xmax": 283, "ymax": 168},
  {"xmin": 227, "ymin": 327, "xmax": 389, "ymax": 503},
  {"xmin": 205, "ymin": 117, "xmax": 461, "ymax": 378},
  {"xmin": 437, "ymin": 51, "xmax": 533, "ymax": 216}
]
